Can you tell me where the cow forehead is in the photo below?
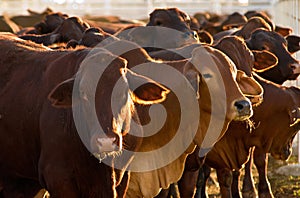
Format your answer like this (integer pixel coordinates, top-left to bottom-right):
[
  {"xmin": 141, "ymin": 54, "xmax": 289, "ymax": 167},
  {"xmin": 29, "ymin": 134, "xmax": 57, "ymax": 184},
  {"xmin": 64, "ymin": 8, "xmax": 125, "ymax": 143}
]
[
  {"xmin": 77, "ymin": 50, "xmax": 127, "ymax": 94},
  {"xmin": 191, "ymin": 46, "xmax": 237, "ymax": 76}
]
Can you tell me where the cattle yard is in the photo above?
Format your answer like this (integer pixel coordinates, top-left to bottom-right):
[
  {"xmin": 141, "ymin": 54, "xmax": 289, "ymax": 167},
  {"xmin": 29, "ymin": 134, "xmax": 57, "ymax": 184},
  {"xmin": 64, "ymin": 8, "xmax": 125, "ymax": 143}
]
[{"xmin": 0, "ymin": 0, "xmax": 300, "ymax": 198}]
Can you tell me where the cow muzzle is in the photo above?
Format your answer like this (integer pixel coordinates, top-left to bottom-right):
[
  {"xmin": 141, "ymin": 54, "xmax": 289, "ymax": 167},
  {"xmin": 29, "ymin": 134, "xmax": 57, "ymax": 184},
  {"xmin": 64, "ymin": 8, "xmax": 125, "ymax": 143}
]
[
  {"xmin": 90, "ymin": 133, "xmax": 122, "ymax": 162},
  {"xmin": 182, "ymin": 31, "xmax": 200, "ymax": 43},
  {"xmin": 291, "ymin": 62, "xmax": 300, "ymax": 74},
  {"xmin": 233, "ymin": 99, "xmax": 253, "ymax": 121}
]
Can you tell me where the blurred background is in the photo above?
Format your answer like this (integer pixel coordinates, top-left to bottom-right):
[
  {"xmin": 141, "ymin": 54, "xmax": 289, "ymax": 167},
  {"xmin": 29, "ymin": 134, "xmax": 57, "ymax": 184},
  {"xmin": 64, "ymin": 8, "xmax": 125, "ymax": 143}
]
[{"xmin": 0, "ymin": 0, "xmax": 298, "ymax": 25}]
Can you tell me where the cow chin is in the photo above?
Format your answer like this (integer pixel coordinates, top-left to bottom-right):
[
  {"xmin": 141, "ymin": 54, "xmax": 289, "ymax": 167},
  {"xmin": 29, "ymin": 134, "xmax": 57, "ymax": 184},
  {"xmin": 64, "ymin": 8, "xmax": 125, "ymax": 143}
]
[{"xmin": 233, "ymin": 113, "xmax": 253, "ymax": 121}]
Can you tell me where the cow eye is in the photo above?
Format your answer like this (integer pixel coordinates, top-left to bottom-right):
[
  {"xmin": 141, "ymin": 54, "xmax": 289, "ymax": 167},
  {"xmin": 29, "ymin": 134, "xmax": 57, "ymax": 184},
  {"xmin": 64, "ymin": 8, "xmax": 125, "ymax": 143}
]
[
  {"xmin": 155, "ymin": 20, "xmax": 163, "ymax": 26},
  {"xmin": 260, "ymin": 45, "xmax": 269, "ymax": 51},
  {"xmin": 202, "ymin": 73, "xmax": 213, "ymax": 79}
]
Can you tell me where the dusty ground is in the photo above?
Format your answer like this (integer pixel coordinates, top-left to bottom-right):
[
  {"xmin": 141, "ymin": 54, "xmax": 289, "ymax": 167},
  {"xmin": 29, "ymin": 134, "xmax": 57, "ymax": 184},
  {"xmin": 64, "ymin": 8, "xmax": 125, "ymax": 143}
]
[
  {"xmin": 34, "ymin": 155, "xmax": 300, "ymax": 198},
  {"xmin": 207, "ymin": 155, "xmax": 300, "ymax": 198}
]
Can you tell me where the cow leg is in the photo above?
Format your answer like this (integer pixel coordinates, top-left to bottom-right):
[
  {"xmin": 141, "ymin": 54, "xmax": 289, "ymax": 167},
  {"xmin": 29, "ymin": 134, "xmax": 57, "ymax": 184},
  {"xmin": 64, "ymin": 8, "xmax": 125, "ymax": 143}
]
[
  {"xmin": 216, "ymin": 168, "xmax": 233, "ymax": 198},
  {"xmin": 154, "ymin": 188, "xmax": 170, "ymax": 198},
  {"xmin": 178, "ymin": 169, "xmax": 199, "ymax": 197},
  {"xmin": 253, "ymin": 148, "xmax": 274, "ymax": 198},
  {"xmin": 242, "ymin": 148, "xmax": 258, "ymax": 198},
  {"xmin": 194, "ymin": 163, "xmax": 210, "ymax": 198},
  {"xmin": 231, "ymin": 170, "xmax": 242, "ymax": 198},
  {"xmin": 116, "ymin": 171, "xmax": 130, "ymax": 198},
  {"xmin": 154, "ymin": 183, "xmax": 180, "ymax": 198}
]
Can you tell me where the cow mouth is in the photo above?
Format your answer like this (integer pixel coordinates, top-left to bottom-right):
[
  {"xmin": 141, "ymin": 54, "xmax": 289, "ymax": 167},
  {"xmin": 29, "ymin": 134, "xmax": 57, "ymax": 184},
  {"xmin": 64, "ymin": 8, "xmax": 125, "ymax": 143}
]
[{"xmin": 90, "ymin": 134, "xmax": 123, "ymax": 162}]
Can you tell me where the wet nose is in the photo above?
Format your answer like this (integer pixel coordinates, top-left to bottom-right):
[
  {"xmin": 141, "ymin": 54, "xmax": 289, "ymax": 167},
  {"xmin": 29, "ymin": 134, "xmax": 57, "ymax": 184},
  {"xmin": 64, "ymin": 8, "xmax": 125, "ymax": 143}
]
[
  {"xmin": 234, "ymin": 100, "xmax": 252, "ymax": 116},
  {"xmin": 183, "ymin": 31, "xmax": 198, "ymax": 40},
  {"xmin": 291, "ymin": 62, "xmax": 300, "ymax": 74}
]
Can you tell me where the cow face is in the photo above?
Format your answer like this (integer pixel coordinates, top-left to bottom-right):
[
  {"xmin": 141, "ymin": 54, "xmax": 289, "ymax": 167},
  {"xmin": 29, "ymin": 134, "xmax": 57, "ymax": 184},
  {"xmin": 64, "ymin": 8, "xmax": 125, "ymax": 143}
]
[
  {"xmin": 145, "ymin": 8, "xmax": 199, "ymax": 48},
  {"xmin": 185, "ymin": 46, "xmax": 256, "ymax": 147},
  {"xmin": 54, "ymin": 16, "xmax": 90, "ymax": 42},
  {"xmin": 147, "ymin": 8, "xmax": 192, "ymax": 33},
  {"xmin": 48, "ymin": 50, "xmax": 169, "ymax": 160},
  {"xmin": 246, "ymin": 29, "xmax": 300, "ymax": 84}
]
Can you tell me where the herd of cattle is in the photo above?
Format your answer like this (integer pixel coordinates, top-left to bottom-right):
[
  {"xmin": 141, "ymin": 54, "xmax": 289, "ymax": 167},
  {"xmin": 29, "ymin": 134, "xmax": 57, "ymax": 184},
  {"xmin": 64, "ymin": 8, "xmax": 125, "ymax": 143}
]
[{"xmin": 0, "ymin": 6, "xmax": 300, "ymax": 198}]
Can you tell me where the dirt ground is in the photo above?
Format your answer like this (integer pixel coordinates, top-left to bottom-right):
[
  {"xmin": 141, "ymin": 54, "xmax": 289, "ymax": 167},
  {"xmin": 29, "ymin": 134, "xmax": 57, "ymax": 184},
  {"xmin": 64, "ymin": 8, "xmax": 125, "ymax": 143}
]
[
  {"xmin": 34, "ymin": 155, "xmax": 300, "ymax": 198},
  {"xmin": 207, "ymin": 155, "xmax": 300, "ymax": 198}
]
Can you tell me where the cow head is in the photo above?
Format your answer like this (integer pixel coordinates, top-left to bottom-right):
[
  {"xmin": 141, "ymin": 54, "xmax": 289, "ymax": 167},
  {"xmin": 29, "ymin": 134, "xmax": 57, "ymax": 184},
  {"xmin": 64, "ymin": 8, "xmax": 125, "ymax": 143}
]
[
  {"xmin": 53, "ymin": 16, "xmax": 90, "ymax": 43},
  {"xmin": 48, "ymin": 50, "xmax": 169, "ymax": 161},
  {"xmin": 184, "ymin": 46, "xmax": 257, "ymax": 147},
  {"xmin": 214, "ymin": 36, "xmax": 279, "ymax": 105},
  {"xmin": 145, "ymin": 8, "xmax": 199, "ymax": 48},
  {"xmin": 147, "ymin": 8, "xmax": 192, "ymax": 32},
  {"xmin": 270, "ymin": 85, "xmax": 300, "ymax": 161},
  {"xmin": 34, "ymin": 12, "xmax": 68, "ymax": 34},
  {"xmin": 246, "ymin": 29, "xmax": 300, "ymax": 84}
]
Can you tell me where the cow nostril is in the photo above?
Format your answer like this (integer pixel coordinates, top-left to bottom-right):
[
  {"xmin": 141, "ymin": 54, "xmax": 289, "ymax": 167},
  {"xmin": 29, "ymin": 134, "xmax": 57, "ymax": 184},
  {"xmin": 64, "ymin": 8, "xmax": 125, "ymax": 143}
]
[{"xmin": 234, "ymin": 100, "xmax": 251, "ymax": 112}]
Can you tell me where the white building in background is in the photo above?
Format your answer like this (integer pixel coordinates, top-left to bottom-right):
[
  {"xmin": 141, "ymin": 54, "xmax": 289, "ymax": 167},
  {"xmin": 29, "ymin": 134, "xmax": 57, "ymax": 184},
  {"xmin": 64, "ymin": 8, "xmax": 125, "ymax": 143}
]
[{"xmin": 0, "ymin": 0, "xmax": 278, "ymax": 19}]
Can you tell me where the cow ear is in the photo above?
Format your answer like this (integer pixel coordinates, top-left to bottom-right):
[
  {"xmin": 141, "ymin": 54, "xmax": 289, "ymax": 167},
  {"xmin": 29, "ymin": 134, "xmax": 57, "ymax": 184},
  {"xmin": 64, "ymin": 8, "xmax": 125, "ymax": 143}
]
[
  {"xmin": 275, "ymin": 25, "xmax": 292, "ymax": 37},
  {"xmin": 48, "ymin": 78, "xmax": 74, "ymax": 108},
  {"xmin": 121, "ymin": 68, "xmax": 170, "ymax": 105},
  {"xmin": 286, "ymin": 35, "xmax": 300, "ymax": 54},
  {"xmin": 236, "ymin": 70, "xmax": 264, "ymax": 106},
  {"xmin": 198, "ymin": 30, "xmax": 213, "ymax": 45},
  {"xmin": 252, "ymin": 50, "xmax": 278, "ymax": 72}
]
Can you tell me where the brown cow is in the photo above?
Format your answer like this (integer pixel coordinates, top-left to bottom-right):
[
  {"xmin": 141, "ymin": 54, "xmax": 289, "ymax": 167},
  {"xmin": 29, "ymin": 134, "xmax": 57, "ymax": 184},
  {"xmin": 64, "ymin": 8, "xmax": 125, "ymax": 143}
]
[
  {"xmin": 237, "ymin": 32, "xmax": 300, "ymax": 198},
  {"xmin": 193, "ymin": 37, "xmax": 300, "ymax": 198},
  {"xmin": 20, "ymin": 16, "xmax": 90, "ymax": 46},
  {"xmin": 171, "ymin": 36, "xmax": 276, "ymax": 198},
  {"xmin": 246, "ymin": 29, "xmax": 300, "ymax": 84},
  {"xmin": 115, "ymin": 8, "xmax": 199, "ymax": 51},
  {"xmin": 210, "ymin": 26, "xmax": 300, "ymax": 198},
  {"xmin": 34, "ymin": 12, "xmax": 69, "ymax": 34},
  {"xmin": 102, "ymin": 39, "xmax": 261, "ymax": 197},
  {"xmin": 0, "ymin": 33, "xmax": 170, "ymax": 197}
]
